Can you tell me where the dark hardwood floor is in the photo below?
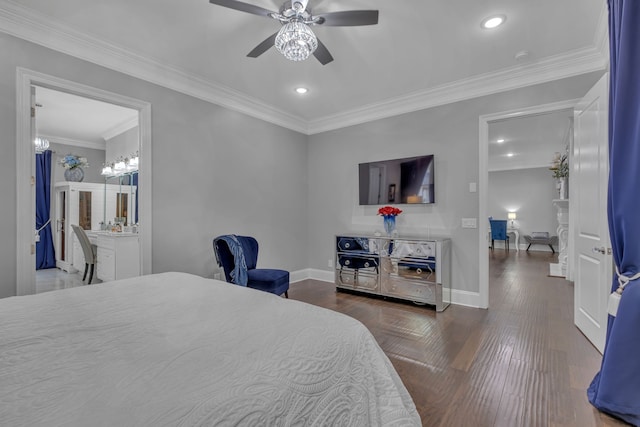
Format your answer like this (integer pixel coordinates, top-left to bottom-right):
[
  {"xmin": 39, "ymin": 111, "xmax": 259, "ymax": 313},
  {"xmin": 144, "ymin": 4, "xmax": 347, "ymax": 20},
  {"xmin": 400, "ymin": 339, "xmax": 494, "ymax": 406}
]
[{"xmin": 288, "ymin": 250, "xmax": 628, "ymax": 427}]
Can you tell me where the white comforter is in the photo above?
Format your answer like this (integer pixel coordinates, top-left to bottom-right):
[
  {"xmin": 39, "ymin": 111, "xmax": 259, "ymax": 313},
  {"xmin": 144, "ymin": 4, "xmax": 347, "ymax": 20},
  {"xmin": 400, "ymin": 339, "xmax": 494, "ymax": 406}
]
[{"xmin": 0, "ymin": 272, "xmax": 420, "ymax": 426}]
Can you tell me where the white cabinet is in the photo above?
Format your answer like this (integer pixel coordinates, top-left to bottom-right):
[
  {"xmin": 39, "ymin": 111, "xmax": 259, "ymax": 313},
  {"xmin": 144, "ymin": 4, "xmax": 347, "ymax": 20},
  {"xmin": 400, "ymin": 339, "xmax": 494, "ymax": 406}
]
[
  {"xmin": 88, "ymin": 232, "xmax": 140, "ymax": 282},
  {"xmin": 53, "ymin": 181, "xmax": 136, "ymax": 273},
  {"xmin": 335, "ymin": 235, "xmax": 451, "ymax": 311}
]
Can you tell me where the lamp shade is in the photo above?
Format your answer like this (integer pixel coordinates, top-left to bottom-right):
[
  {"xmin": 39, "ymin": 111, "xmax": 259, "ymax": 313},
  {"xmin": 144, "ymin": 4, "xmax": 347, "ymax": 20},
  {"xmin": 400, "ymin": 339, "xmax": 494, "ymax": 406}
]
[{"xmin": 508, "ymin": 212, "xmax": 517, "ymax": 220}]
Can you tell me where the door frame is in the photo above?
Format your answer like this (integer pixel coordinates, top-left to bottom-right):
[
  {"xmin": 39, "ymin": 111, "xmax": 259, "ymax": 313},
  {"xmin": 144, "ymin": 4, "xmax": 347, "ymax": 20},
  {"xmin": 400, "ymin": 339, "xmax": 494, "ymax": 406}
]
[
  {"xmin": 16, "ymin": 68, "xmax": 152, "ymax": 295},
  {"xmin": 477, "ymin": 99, "xmax": 580, "ymax": 308}
]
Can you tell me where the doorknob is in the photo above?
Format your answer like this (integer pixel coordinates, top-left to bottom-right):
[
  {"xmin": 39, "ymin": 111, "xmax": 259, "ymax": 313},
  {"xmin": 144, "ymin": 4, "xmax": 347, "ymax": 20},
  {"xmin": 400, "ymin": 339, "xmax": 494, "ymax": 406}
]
[{"xmin": 593, "ymin": 247, "xmax": 606, "ymax": 254}]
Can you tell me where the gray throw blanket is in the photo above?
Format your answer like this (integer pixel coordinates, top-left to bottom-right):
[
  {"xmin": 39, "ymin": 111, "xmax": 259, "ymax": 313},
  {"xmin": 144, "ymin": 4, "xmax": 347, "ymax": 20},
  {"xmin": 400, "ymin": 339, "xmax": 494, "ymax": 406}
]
[{"xmin": 218, "ymin": 235, "xmax": 248, "ymax": 286}]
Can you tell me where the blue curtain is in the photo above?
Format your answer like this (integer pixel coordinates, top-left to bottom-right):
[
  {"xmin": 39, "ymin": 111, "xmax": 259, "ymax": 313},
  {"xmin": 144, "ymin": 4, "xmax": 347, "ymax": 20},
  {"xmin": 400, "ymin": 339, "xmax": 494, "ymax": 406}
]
[
  {"xmin": 35, "ymin": 150, "xmax": 56, "ymax": 269},
  {"xmin": 588, "ymin": 1, "xmax": 640, "ymax": 424}
]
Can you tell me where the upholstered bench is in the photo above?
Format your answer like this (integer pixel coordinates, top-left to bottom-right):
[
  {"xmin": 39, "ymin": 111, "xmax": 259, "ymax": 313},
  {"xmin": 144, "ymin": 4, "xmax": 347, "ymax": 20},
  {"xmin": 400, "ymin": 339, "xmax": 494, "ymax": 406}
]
[{"xmin": 523, "ymin": 232, "xmax": 558, "ymax": 253}]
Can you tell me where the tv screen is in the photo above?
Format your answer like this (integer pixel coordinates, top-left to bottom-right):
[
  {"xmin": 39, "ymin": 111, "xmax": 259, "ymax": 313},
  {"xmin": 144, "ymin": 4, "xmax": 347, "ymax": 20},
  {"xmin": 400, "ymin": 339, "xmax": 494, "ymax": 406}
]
[{"xmin": 358, "ymin": 155, "xmax": 435, "ymax": 205}]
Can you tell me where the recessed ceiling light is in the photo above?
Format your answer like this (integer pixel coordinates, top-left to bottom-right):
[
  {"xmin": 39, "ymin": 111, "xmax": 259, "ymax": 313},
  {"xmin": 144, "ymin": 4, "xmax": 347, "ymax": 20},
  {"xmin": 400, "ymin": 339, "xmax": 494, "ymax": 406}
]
[
  {"xmin": 481, "ymin": 15, "xmax": 506, "ymax": 29},
  {"xmin": 295, "ymin": 87, "xmax": 308, "ymax": 94},
  {"xmin": 497, "ymin": 139, "xmax": 505, "ymax": 143},
  {"xmin": 507, "ymin": 153, "xmax": 515, "ymax": 157}
]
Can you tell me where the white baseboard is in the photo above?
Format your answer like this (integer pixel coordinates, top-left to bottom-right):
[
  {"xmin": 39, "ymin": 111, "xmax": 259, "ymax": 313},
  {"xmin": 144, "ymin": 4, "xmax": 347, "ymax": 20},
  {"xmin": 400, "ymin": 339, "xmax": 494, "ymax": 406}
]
[
  {"xmin": 292, "ymin": 268, "xmax": 482, "ymax": 308},
  {"xmin": 450, "ymin": 289, "xmax": 481, "ymax": 308}
]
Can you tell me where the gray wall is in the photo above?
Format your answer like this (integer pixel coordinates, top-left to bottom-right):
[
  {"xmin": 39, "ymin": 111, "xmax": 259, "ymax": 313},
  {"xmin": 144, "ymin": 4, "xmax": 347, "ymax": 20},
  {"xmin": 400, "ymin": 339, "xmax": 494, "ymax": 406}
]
[
  {"xmin": 0, "ymin": 30, "xmax": 604, "ymax": 300},
  {"xmin": 49, "ymin": 142, "xmax": 106, "ymax": 184},
  {"xmin": 307, "ymin": 73, "xmax": 603, "ymax": 295},
  {"xmin": 0, "ymin": 32, "xmax": 308, "ymax": 298},
  {"xmin": 106, "ymin": 126, "xmax": 139, "ymax": 162},
  {"xmin": 488, "ymin": 167, "xmax": 559, "ymax": 251}
]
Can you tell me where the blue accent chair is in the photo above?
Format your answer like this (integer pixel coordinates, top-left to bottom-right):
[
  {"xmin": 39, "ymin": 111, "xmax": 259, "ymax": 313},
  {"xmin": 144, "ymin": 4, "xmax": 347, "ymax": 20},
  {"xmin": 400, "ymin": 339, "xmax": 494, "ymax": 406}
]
[
  {"xmin": 489, "ymin": 219, "xmax": 509, "ymax": 251},
  {"xmin": 213, "ymin": 235, "xmax": 289, "ymax": 298}
]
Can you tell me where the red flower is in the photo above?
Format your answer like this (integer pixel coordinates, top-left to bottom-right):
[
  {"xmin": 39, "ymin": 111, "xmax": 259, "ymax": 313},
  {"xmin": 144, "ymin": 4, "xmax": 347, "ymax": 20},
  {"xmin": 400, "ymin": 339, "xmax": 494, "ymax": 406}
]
[{"xmin": 377, "ymin": 206, "xmax": 403, "ymax": 217}]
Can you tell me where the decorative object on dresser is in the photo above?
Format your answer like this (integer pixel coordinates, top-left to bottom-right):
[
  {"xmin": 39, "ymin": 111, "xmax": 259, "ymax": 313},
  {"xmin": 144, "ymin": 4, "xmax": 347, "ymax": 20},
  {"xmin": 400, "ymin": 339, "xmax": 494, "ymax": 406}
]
[
  {"xmin": 335, "ymin": 234, "xmax": 451, "ymax": 311},
  {"xmin": 378, "ymin": 205, "xmax": 402, "ymax": 236},
  {"xmin": 213, "ymin": 235, "xmax": 290, "ymax": 297}
]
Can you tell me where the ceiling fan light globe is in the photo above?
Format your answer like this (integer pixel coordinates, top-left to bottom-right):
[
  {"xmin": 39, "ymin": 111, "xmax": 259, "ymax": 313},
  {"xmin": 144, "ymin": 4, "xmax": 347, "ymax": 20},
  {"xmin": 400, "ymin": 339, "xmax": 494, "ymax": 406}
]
[{"xmin": 275, "ymin": 21, "xmax": 318, "ymax": 61}]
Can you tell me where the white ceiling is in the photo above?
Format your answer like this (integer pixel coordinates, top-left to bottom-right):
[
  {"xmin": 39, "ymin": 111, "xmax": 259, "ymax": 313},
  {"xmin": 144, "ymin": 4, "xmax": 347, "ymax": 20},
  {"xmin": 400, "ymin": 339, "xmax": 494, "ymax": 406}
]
[
  {"xmin": 0, "ymin": 0, "xmax": 607, "ymax": 134},
  {"xmin": 488, "ymin": 109, "xmax": 573, "ymax": 172},
  {"xmin": 35, "ymin": 86, "xmax": 138, "ymax": 146}
]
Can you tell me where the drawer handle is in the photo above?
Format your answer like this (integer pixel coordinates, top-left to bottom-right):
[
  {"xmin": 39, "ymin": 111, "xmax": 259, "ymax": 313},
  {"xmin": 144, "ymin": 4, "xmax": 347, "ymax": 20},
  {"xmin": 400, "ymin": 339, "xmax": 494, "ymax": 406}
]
[
  {"xmin": 345, "ymin": 242, "xmax": 351, "ymax": 248},
  {"xmin": 345, "ymin": 260, "xmax": 350, "ymax": 265},
  {"xmin": 364, "ymin": 262, "xmax": 370, "ymax": 267},
  {"xmin": 416, "ymin": 268, "xmax": 422, "ymax": 274}
]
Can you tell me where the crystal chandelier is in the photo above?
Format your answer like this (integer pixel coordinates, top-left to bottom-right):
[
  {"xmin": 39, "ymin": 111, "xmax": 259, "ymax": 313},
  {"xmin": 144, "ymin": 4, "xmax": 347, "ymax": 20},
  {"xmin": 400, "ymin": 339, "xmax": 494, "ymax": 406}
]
[
  {"xmin": 34, "ymin": 137, "xmax": 49, "ymax": 153},
  {"xmin": 275, "ymin": 20, "xmax": 318, "ymax": 62}
]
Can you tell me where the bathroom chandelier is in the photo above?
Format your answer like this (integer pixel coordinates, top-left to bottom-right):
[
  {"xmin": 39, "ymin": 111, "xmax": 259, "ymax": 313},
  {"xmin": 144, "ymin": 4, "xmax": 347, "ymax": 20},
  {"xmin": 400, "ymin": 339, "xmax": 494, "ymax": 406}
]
[
  {"xmin": 101, "ymin": 152, "xmax": 139, "ymax": 177},
  {"xmin": 34, "ymin": 137, "xmax": 50, "ymax": 153}
]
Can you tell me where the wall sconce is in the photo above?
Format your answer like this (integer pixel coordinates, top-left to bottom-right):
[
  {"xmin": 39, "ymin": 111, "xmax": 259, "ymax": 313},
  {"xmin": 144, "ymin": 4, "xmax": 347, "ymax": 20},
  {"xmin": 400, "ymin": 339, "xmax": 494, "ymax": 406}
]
[{"xmin": 507, "ymin": 212, "xmax": 517, "ymax": 227}]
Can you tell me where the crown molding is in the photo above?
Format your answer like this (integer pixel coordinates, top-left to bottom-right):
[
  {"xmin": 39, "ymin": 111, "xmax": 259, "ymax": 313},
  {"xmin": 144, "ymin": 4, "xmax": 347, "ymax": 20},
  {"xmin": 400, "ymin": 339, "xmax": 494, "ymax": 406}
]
[
  {"xmin": 307, "ymin": 46, "xmax": 607, "ymax": 134},
  {"xmin": 101, "ymin": 116, "xmax": 138, "ymax": 141},
  {"xmin": 40, "ymin": 134, "xmax": 106, "ymax": 151},
  {"xmin": 0, "ymin": 0, "xmax": 609, "ymax": 136},
  {"xmin": 0, "ymin": 0, "xmax": 308, "ymax": 134}
]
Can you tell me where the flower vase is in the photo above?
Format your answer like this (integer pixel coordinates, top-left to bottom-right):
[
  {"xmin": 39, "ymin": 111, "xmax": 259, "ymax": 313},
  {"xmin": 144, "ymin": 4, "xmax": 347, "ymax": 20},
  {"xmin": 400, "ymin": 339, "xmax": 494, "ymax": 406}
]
[
  {"xmin": 64, "ymin": 167, "xmax": 84, "ymax": 182},
  {"xmin": 383, "ymin": 215, "xmax": 396, "ymax": 236},
  {"xmin": 557, "ymin": 177, "xmax": 568, "ymax": 199}
]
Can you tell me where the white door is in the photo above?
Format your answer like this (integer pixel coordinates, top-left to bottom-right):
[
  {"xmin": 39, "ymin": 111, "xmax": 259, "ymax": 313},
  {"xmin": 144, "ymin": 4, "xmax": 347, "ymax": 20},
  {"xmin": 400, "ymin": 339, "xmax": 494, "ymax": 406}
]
[{"xmin": 573, "ymin": 73, "xmax": 611, "ymax": 353}]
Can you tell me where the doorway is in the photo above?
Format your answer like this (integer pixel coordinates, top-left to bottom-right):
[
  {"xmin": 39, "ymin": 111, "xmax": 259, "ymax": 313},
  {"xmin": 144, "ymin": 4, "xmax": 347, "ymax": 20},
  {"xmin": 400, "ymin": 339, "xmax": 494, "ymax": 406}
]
[
  {"xmin": 16, "ymin": 68, "xmax": 152, "ymax": 296},
  {"xmin": 478, "ymin": 100, "xmax": 580, "ymax": 308}
]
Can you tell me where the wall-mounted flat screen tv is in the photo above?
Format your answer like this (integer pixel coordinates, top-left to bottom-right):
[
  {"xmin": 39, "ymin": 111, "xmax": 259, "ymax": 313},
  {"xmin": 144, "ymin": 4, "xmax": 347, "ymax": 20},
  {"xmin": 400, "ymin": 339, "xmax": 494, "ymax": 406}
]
[{"xmin": 359, "ymin": 154, "xmax": 435, "ymax": 205}]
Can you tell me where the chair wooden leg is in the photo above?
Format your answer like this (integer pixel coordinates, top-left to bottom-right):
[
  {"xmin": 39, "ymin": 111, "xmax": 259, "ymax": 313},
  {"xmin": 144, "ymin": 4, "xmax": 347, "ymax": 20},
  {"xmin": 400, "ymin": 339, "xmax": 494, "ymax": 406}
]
[
  {"xmin": 526, "ymin": 243, "xmax": 532, "ymax": 251},
  {"xmin": 284, "ymin": 291, "xmax": 289, "ymax": 298},
  {"xmin": 491, "ymin": 239, "xmax": 494, "ymax": 250},
  {"xmin": 549, "ymin": 244, "xmax": 555, "ymax": 254},
  {"xmin": 82, "ymin": 263, "xmax": 89, "ymax": 281},
  {"xmin": 88, "ymin": 264, "xmax": 95, "ymax": 284}
]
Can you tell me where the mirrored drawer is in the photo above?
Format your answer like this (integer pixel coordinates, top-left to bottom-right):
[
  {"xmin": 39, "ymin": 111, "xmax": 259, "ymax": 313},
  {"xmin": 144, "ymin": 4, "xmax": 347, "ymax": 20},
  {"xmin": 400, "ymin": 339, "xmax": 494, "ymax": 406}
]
[
  {"xmin": 381, "ymin": 277, "xmax": 436, "ymax": 304},
  {"xmin": 335, "ymin": 269, "xmax": 378, "ymax": 291}
]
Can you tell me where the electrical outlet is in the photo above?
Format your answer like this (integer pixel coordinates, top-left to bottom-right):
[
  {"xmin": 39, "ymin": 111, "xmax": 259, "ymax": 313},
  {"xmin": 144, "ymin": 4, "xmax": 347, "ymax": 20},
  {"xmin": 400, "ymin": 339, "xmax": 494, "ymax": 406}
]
[{"xmin": 328, "ymin": 259, "xmax": 333, "ymax": 268}]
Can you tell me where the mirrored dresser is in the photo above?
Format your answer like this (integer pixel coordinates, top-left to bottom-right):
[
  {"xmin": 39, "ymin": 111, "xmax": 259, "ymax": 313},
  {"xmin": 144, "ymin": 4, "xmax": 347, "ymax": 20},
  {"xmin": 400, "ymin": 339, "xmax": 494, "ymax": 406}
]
[{"xmin": 335, "ymin": 234, "xmax": 451, "ymax": 311}]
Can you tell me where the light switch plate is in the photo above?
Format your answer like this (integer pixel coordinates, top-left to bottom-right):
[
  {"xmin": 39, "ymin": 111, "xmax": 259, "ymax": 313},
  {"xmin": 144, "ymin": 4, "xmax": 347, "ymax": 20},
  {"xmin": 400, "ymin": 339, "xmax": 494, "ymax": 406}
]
[
  {"xmin": 469, "ymin": 182, "xmax": 477, "ymax": 193},
  {"xmin": 462, "ymin": 218, "xmax": 477, "ymax": 228}
]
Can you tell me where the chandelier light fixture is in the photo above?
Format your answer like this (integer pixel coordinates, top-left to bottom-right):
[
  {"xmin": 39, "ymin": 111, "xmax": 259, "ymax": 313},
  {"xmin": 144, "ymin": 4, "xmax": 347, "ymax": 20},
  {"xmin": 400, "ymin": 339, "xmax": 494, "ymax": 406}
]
[
  {"xmin": 275, "ymin": 20, "xmax": 318, "ymax": 62},
  {"xmin": 34, "ymin": 137, "xmax": 50, "ymax": 153}
]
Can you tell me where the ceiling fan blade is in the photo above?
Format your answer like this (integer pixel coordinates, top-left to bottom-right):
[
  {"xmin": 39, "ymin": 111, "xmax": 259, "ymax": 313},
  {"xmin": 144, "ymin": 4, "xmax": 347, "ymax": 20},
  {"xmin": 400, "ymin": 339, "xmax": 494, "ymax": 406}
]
[
  {"xmin": 209, "ymin": 0, "xmax": 274, "ymax": 17},
  {"xmin": 316, "ymin": 10, "xmax": 379, "ymax": 26},
  {"xmin": 313, "ymin": 38, "xmax": 334, "ymax": 65},
  {"xmin": 246, "ymin": 32, "xmax": 278, "ymax": 58}
]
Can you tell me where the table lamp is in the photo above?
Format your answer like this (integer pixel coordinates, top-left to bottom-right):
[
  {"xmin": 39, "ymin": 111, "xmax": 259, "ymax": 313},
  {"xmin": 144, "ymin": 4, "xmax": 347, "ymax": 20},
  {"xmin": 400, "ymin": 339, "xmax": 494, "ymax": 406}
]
[{"xmin": 508, "ymin": 212, "xmax": 517, "ymax": 227}]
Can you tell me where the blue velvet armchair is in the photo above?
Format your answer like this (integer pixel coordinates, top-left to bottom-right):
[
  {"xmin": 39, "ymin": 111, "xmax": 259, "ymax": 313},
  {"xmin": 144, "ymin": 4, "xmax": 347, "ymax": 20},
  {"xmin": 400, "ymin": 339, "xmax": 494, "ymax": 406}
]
[{"xmin": 213, "ymin": 235, "xmax": 289, "ymax": 298}]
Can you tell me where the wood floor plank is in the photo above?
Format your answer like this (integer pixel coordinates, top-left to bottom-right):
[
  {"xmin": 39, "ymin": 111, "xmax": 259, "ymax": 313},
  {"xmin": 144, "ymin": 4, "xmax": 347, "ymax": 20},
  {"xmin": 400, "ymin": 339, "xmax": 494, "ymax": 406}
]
[{"xmin": 288, "ymin": 251, "xmax": 630, "ymax": 426}]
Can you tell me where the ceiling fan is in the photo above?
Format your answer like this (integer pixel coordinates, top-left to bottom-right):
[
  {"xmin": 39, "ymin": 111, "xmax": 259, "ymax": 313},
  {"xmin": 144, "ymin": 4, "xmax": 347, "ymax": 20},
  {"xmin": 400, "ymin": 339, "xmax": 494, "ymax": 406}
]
[{"xmin": 208, "ymin": 0, "xmax": 379, "ymax": 65}]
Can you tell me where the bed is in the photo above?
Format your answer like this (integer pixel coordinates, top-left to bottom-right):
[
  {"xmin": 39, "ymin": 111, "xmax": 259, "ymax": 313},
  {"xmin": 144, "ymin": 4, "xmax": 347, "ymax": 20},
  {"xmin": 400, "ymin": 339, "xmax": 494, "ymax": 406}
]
[{"xmin": 0, "ymin": 272, "xmax": 420, "ymax": 426}]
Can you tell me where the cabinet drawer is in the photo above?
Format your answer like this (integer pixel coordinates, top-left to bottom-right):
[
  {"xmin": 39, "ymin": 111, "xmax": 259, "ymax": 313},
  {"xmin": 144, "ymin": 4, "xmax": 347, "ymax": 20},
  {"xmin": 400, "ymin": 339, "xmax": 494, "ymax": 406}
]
[
  {"xmin": 381, "ymin": 276, "xmax": 436, "ymax": 304},
  {"xmin": 97, "ymin": 236, "xmax": 115, "ymax": 250},
  {"xmin": 335, "ymin": 269, "xmax": 378, "ymax": 291},
  {"xmin": 392, "ymin": 241, "xmax": 435, "ymax": 258}
]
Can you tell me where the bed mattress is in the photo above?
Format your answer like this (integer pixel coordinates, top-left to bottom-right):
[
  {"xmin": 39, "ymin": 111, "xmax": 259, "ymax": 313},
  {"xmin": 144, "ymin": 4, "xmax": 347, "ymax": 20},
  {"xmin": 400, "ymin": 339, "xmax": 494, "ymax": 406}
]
[{"xmin": 0, "ymin": 272, "xmax": 419, "ymax": 426}]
